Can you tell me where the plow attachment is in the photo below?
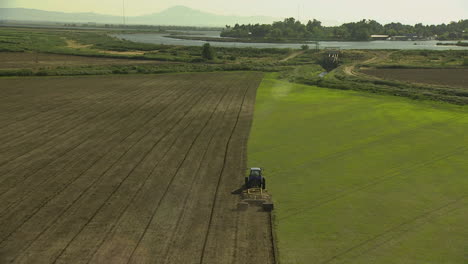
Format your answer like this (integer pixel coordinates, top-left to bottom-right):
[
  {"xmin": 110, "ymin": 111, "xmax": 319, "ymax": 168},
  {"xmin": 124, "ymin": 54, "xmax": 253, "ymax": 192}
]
[{"xmin": 237, "ymin": 187, "xmax": 274, "ymax": 211}]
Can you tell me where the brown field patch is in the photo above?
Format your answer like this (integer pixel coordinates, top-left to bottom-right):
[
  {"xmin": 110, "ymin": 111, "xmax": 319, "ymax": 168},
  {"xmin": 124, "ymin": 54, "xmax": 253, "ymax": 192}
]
[
  {"xmin": 0, "ymin": 72, "xmax": 275, "ymax": 264},
  {"xmin": 361, "ymin": 68, "xmax": 468, "ymax": 88},
  {"xmin": 0, "ymin": 52, "xmax": 169, "ymax": 70},
  {"xmin": 98, "ymin": 50, "xmax": 146, "ymax": 56},
  {"xmin": 65, "ymin": 39, "xmax": 146, "ymax": 56}
]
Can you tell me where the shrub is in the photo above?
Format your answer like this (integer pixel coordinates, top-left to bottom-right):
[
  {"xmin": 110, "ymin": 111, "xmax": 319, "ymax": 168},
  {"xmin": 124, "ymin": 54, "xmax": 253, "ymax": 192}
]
[
  {"xmin": 112, "ymin": 68, "xmax": 129, "ymax": 74},
  {"xmin": 35, "ymin": 70, "xmax": 49, "ymax": 76},
  {"xmin": 191, "ymin": 58, "xmax": 205, "ymax": 63},
  {"xmin": 201, "ymin": 43, "xmax": 214, "ymax": 60},
  {"xmin": 0, "ymin": 69, "xmax": 33, "ymax": 76}
]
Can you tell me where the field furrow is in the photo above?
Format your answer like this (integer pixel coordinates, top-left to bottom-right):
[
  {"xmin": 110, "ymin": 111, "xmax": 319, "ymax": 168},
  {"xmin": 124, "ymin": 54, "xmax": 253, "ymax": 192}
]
[
  {"xmin": 0, "ymin": 80, "xmax": 187, "ymax": 217},
  {"xmin": 0, "ymin": 72, "xmax": 274, "ymax": 264}
]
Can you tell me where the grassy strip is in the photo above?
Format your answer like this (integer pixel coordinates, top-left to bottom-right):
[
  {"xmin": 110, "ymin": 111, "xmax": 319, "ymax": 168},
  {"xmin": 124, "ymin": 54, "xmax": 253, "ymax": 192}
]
[
  {"xmin": 437, "ymin": 41, "xmax": 468, "ymax": 47},
  {"xmin": 320, "ymin": 67, "xmax": 468, "ymax": 105},
  {"xmin": 364, "ymin": 50, "xmax": 467, "ymax": 69},
  {"xmin": 0, "ymin": 63, "xmax": 289, "ymax": 77}
]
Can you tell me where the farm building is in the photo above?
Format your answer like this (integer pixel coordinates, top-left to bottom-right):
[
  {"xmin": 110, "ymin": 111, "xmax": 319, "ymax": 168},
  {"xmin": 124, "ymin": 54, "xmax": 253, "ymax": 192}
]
[
  {"xmin": 370, "ymin": 34, "xmax": 390, "ymax": 40},
  {"xmin": 391, "ymin": 34, "xmax": 420, "ymax": 41}
]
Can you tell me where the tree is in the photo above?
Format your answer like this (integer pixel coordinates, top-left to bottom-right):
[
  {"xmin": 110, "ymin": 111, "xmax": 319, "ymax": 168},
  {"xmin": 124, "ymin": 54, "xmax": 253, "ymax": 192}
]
[
  {"xmin": 306, "ymin": 19, "xmax": 322, "ymax": 31},
  {"xmin": 354, "ymin": 28, "xmax": 370, "ymax": 41},
  {"xmin": 220, "ymin": 19, "xmax": 467, "ymax": 41},
  {"xmin": 202, "ymin": 43, "xmax": 214, "ymax": 60},
  {"xmin": 270, "ymin": 28, "xmax": 282, "ymax": 39}
]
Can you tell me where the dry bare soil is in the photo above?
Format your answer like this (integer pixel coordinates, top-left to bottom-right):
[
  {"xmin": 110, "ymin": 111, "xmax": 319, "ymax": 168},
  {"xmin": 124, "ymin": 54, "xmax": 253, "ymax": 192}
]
[
  {"xmin": 0, "ymin": 52, "xmax": 168, "ymax": 70},
  {"xmin": 361, "ymin": 68, "xmax": 468, "ymax": 88},
  {"xmin": 0, "ymin": 72, "xmax": 275, "ymax": 264}
]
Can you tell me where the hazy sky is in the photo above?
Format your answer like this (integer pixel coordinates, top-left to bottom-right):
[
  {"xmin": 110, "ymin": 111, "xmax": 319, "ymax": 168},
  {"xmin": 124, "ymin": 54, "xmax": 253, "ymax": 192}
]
[{"xmin": 1, "ymin": 0, "xmax": 467, "ymax": 25}]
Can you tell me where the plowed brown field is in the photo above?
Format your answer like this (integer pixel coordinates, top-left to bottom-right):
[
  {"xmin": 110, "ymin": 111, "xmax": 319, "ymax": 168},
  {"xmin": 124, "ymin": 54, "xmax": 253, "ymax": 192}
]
[
  {"xmin": 0, "ymin": 72, "xmax": 275, "ymax": 264},
  {"xmin": 361, "ymin": 68, "xmax": 468, "ymax": 88}
]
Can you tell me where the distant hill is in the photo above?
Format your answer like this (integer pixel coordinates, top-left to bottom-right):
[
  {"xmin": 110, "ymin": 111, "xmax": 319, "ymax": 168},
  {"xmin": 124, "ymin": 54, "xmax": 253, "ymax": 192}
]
[
  {"xmin": 0, "ymin": 6, "xmax": 279, "ymax": 27},
  {"xmin": 0, "ymin": 8, "xmax": 120, "ymax": 24},
  {"xmin": 130, "ymin": 6, "xmax": 278, "ymax": 26}
]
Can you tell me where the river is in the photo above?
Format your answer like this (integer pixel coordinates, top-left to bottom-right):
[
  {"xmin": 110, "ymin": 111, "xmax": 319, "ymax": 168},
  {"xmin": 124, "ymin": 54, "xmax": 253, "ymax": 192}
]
[{"xmin": 114, "ymin": 31, "xmax": 468, "ymax": 50}]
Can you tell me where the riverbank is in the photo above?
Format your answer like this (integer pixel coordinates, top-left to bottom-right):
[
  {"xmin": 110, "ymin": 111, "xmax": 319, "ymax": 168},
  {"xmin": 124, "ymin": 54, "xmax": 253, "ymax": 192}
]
[
  {"xmin": 164, "ymin": 35, "xmax": 316, "ymax": 44},
  {"xmin": 437, "ymin": 41, "xmax": 468, "ymax": 47},
  {"xmin": 116, "ymin": 32, "xmax": 468, "ymax": 50}
]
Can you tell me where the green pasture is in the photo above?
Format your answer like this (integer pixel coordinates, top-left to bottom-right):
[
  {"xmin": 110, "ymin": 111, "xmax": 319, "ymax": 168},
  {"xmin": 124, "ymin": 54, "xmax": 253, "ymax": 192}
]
[{"xmin": 248, "ymin": 74, "xmax": 468, "ymax": 264}]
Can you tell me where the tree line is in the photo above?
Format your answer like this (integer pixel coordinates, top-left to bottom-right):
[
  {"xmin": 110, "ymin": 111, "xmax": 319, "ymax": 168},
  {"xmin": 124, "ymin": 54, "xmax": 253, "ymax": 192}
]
[{"xmin": 221, "ymin": 18, "xmax": 468, "ymax": 41}]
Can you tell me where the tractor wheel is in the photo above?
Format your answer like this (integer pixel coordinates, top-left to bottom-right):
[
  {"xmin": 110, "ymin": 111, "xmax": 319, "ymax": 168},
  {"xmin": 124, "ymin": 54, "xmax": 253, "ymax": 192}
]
[
  {"xmin": 262, "ymin": 178, "xmax": 266, "ymax": 189},
  {"xmin": 244, "ymin": 177, "xmax": 249, "ymax": 188}
]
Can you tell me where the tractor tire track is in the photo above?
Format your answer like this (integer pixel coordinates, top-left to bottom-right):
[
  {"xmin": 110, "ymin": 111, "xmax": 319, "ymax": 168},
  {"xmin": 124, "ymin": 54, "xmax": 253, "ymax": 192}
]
[
  {"xmin": 53, "ymin": 75, "xmax": 226, "ymax": 264},
  {"xmin": 200, "ymin": 74, "xmax": 276, "ymax": 264},
  {"xmin": 128, "ymin": 75, "xmax": 245, "ymax": 264},
  {"xmin": 158, "ymin": 81, "xmax": 237, "ymax": 264}
]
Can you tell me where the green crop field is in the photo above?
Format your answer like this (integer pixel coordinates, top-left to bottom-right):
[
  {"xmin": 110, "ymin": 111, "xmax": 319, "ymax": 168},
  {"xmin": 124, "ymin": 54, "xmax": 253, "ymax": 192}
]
[{"xmin": 248, "ymin": 74, "xmax": 468, "ymax": 264}]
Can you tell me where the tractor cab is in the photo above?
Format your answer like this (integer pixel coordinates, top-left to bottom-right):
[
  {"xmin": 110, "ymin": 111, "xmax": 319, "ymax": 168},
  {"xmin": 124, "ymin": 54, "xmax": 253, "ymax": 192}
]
[
  {"xmin": 249, "ymin": 167, "xmax": 262, "ymax": 178},
  {"xmin": 245, "ymin": 167, "xmax": 266, "ymax": 189}
]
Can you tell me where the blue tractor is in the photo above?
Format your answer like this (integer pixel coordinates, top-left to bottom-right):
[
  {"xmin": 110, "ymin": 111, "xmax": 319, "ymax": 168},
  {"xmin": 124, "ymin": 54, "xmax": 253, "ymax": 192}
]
[
  {"xmin": 238, "ymin": 167, "xmax": 273, "ymax": 211},
  {"xmin": 244, "ymin": 167, "xmax": 266, "ymax": 190}
]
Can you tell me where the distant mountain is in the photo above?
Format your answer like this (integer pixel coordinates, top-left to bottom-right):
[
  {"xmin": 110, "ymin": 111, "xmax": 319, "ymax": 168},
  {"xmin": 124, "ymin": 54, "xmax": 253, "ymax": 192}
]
[
  {"xmin": 129, "ymin": 6, "xmax": 278, "ymax": 26},
  {"xmin": 0, "ymin": 6, "xmax": 279, "ymax": 27},
  {"xmin": 0, "ymin": 8, "xmax": 120, "ymax": 24}
]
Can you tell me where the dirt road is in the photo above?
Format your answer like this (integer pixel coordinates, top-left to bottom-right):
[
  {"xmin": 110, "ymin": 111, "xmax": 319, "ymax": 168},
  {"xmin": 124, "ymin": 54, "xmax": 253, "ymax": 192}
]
[
  {"xmin": 0, "ymin": 73, "xmax": 275, "ymax": 264},
  {"xmin": 280, "ymin": 51, "xmax": 305, "ymax": 62},
  {"xmin": 342, "ymin": 51, "xmax": 393, "ymax": 77}
]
